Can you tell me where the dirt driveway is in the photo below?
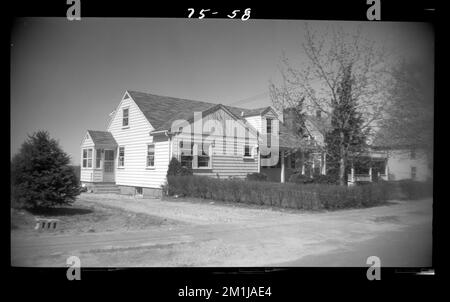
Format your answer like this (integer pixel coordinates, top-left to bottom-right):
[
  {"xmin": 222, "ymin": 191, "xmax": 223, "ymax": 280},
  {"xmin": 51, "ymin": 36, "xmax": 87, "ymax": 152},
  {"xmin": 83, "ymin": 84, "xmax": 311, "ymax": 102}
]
[{"xmin": 11, "ymin": 193, "xmax": 433, "ymax": 267}]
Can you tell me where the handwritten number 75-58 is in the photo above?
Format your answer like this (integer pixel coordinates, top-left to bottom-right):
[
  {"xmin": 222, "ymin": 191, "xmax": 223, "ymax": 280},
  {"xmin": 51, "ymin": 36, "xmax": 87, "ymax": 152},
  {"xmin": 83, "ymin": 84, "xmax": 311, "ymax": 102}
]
[{"xmin": 187, "ymin": 8, "xmax": 251, "ymax": 20}]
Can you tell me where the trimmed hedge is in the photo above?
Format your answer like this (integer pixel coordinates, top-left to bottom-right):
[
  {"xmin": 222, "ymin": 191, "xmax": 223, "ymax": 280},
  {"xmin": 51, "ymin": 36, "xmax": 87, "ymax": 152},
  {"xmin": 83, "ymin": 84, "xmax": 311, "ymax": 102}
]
[
  {"xmin": 310, "ymin": 174, "xmax": 338, "ymax": 185},
  {"xmin": 392, "ymin": 179, "xmax": 433, "ymax": 200},
  {"xmin": 289, "ymin": 173, "xmax": 338, "ymax": 185},
  {"xmin": 246, "ymin": 172, "xmax": 268, "ymax": 182},
  {"xmin": 289, "ymin": 173, "xmax": 313, "ymax": 184},
  {"xmin": 166, "ymin": 175, "xmax": 390, "ymax": 210}
]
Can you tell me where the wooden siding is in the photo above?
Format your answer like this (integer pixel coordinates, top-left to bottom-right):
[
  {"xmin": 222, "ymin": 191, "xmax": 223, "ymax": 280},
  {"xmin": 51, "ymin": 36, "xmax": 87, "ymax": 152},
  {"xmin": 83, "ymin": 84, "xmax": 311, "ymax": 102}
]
[
  {"xmin": 81, "ymin": 169, "xmax": 103, "ymax": 182},
  {"xmin": 261, "ymin": 111, "xmax": 279, "ymax": 135},
  {"xmin": 80, "ymin": 133, "xmax": 100, "ymax": 182},
  {"xmin": 107, "ymin": 96, "xmax": 170, "ymax": 189},
  {"xmin": 387, "ymin": 149, "xmax": 431, "ymax": 181},
  {"xmin": 245, "ymin": 116, "xmax": 262, "ymax": 133},
  {"xmin": 172, "ymin": 107, "xmax": 259, "ymax": 178},
  {"xmin": 82, "ymin": 95, "xmax": 284, "ymax": 186}
]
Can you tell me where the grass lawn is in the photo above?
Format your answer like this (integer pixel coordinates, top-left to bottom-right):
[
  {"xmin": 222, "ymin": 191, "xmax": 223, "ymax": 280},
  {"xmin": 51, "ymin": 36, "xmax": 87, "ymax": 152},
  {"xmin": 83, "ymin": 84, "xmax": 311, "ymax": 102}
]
[{"xmin": 11, "ymin": 197, "xmax": 181, "ymax": 237}]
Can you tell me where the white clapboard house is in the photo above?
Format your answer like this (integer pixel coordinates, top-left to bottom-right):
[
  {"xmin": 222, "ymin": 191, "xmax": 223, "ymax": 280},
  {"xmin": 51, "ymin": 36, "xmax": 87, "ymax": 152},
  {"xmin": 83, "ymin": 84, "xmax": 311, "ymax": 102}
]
[
  {"xmin": 80, "ymin": 90, "xmax": 431, "ymax": 196},
  {"xmin": 80, "ymin": 90, "xmax": 310, "ymax": 197}
]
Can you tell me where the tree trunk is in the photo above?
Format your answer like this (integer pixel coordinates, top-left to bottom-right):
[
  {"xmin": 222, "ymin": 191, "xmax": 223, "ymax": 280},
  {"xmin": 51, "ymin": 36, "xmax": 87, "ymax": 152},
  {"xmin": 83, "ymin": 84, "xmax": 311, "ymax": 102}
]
[{"xmin": 339, "ymin": 131, "xmax": 346, "ymax": 186}]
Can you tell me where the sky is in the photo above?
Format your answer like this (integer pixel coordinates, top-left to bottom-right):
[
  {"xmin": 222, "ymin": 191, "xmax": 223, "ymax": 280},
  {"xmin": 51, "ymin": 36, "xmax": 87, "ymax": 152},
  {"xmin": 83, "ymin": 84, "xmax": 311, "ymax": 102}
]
[{"xmin": 10, "ymin": 18, "xmax": 434, "ymax": 165}]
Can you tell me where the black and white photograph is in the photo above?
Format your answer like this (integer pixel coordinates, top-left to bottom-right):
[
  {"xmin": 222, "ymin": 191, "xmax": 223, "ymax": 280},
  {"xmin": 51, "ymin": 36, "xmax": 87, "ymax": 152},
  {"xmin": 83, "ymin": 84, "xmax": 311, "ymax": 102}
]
[{"xmin": 10, "ymin": 3, "xmax": 436, "ymax": 277}]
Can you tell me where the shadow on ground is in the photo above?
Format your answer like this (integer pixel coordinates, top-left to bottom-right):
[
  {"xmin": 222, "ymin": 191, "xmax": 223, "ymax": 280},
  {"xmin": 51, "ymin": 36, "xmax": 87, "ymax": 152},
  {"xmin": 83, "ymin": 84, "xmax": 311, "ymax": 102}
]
[{"xmin": 27, "ymin": 206, "xmax": 94, "ymax": 217}]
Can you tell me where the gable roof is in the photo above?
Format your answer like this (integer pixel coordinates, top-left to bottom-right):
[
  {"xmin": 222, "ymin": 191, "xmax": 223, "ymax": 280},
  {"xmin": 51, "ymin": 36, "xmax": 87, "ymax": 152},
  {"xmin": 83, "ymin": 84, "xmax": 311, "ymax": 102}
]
[
  {"xmin": 127, "ymin": 90, "xmax": 273, "ymax": 131},
  {"xmin": 87, "ymin": 130, "xmax": 117, "ymax": 146},
  {"xmin": 229, "ymin": 107, "xmax": 275, "ymax": 118}
]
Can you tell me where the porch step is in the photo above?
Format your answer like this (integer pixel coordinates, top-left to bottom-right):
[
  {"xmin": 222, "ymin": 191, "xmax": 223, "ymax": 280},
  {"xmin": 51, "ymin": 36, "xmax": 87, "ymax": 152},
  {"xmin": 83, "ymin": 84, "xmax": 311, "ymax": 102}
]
[
  {"xmin": 86, "ymin": 183, "xmax": 120, "ymax": 194},
  {"xmin": 94, "ymin": 189, "xmax": 120, "ymax": 194},
  {"xmin": 94, "ymin": 187, "xmax": 120, "ymax": 193},
  {"xmin": 91, "ymin": 183, "xmax": 116, "ymax": 187}
]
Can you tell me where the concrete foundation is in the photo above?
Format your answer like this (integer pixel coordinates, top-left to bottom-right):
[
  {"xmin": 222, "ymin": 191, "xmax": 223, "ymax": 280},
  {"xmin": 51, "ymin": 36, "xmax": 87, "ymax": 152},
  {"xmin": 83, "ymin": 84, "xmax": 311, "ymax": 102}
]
[
  {"xmin": 143, "ymin": 187, "xmax": 162, "ymax": 199},
  {"xmin": 117, "ymin": 185, "xmax": 162, "ymax": 198},
  {"xmin": 118, "ymin": 185, "xmax": 135, "ymax": 195}
]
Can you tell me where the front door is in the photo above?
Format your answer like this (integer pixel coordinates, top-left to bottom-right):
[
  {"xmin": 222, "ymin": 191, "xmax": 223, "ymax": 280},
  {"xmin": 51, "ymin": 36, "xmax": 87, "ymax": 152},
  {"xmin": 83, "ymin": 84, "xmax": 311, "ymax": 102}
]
[{"xmin": 103, "ymin": 150, "xmax": 115, "ymax": 182}]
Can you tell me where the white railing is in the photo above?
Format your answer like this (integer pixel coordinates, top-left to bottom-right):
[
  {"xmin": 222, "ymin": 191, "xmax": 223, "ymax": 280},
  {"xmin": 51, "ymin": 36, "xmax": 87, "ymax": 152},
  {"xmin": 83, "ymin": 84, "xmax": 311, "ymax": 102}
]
[
  {"xmin": 379, "ymin": 174, "xmax": 388, "ymax": 181},
  {"xmin": 348, "ymin": 173, "xmax": 388, "ymax": 183},
  {"xmin": 354, "ymin": 174, "xmax": 371, "ymax": 182}
]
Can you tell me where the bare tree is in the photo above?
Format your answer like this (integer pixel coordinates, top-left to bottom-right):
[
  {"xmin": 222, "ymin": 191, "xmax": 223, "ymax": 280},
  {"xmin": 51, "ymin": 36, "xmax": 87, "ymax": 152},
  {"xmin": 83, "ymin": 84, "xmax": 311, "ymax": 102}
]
[
  {"xmin": 377, "ymin": 60, "xmax": 434, "ymax": 163},
  {"xmin": 270, "ymin": 24, "xmax": 393, "ymax": 185}
]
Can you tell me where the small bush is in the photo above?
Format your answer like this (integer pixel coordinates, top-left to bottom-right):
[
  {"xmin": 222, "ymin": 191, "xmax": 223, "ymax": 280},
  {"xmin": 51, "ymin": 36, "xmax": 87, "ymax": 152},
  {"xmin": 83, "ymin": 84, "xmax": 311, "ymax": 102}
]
[
  {"xmin": 167, "ymin": 157, "xmax": 193, "ymax": 177},
  {"xmin": 167, "ymin": 175, "xmax": 389, "ymax": 211},
  {"xmin": 289, "ymin": 173, "xmax": 338, "ymax": 185},
  {"xmin": 289, "ymin": 173, "xmax": 314, "ymax": 184},
  {"xmin": 311, "ymin": 174, "xmax": 338, "ymax": 185},
  {"xmin": 397, "ymin": 179, "xmax": 433, "ymax": 200},
  {"xmin": 246, "ymin": 172, "xmax": 268, "ymax": 182}
]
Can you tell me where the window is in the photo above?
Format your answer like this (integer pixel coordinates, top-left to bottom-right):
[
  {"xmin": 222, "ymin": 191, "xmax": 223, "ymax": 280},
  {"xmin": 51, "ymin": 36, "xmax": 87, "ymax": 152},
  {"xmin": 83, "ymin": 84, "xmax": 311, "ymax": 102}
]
[
  {"xmin": 82, "ymin": 148, "xmax": 93, "ymax": 168},
  {"xmin": 291, "ymin": 154, "xmax": 296, "ymax": 168},
  {"xmin": 95, "ymin": 149, "xmax": 102, "ymax": 168},
  {"xmin": 244, "ymin": 127, "xmax": 251, "ymax": 157},
  {"xmin": 266, "ymin": 118, "xmax": 272, "ymax": 148},
  {"xmin": 82, "ymin": 149, "xmax": 87, "ymax": 167},
  {"xmin": 104, "ymin": 150, "xmax": 115, "ymax": 161},
  {"xmin": 122, "ymin": 108, "xmax": 129, "ymax": 127},
  {"xmin": 313, "ymin": 158, "xmax": 321, "ymax": 175},
  {"xmin": 135, "ymin": 187, "xmax": 143, "ymax": 195},
  {"xmin": 147, "ymin": 144, "xmax": 155, "ymax": 167},
  {"xmin": 180, "ymin": 141, "xmax": 193, "ymax": 168},
  {"xmin": 180, "ymin": 141, "xmax": 211, "ymax": 168},
  {"xmin": 411, "ymin": 167, "xmax": 417, "ymax": 180},
  {"xmin": 118, "ymin": 146, "xmax": 125, "ymax": 167},
  {"xmin": 266, "ymin": 118, "xmax": 272, "ymax": 133},
  {"xmin": 197, "ymin": 142, "xmax": 211, "ymax": 168},
  {"xmin": 410, "ymin": 149, "xmax": 416, "ymax": 160}
]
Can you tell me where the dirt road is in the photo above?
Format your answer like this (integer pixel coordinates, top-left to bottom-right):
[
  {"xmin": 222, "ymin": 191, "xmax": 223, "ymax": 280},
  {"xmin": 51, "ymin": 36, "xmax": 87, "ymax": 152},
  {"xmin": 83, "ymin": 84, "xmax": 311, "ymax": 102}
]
[{"xmin": 11, "ymin": 194, "xmax": 432, "ymax": 267}]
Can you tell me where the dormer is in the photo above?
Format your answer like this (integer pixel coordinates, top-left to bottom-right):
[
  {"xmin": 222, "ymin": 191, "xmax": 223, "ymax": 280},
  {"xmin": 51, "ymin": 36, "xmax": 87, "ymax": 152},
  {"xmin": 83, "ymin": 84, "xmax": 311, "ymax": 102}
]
[{"xmin": 243, "ymin": 106, "xmax": 280, "ymax": 136}]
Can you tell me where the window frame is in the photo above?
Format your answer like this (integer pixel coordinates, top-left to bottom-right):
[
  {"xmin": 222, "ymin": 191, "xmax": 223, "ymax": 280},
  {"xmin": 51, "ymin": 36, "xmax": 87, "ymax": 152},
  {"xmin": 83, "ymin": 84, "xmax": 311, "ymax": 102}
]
[
  {"xmin": 135, "ymin": 187, "xmax": 143, "ymax": 195},
  {"xmin": 243, "ymin": 127, "xmax": 252, "ymax": 158},
  {"xmin": 180, "ymin": 140, "xmax": 194, "ymax": 169},
  {"xmin": 146, "ymin": 144, "xmax": 155, "ymax": 168},
  {"xmin": 266, "ymin": 118, "xmax": 272, "ymax": 148},
  {"xmin": 196, "ymin": 142, "xmax": 212, "ymax": 169},
  {"xmin": 82, "ymin": 148, "xmax": 93, "ymax": 168},
  {"xmin": 266, "ymin": 118, "xmax": 272, "ymax": 134},
  {"xmin": 95, "ymin": 148, "xmax": 102, "ymax": 169},
  {"xmin": 118, "ymin": 146, "xmax": 125, "ymax": 168},
  {"xmin": 122, "ymin": 107, "xmax": 129, "ymax": 128}
]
